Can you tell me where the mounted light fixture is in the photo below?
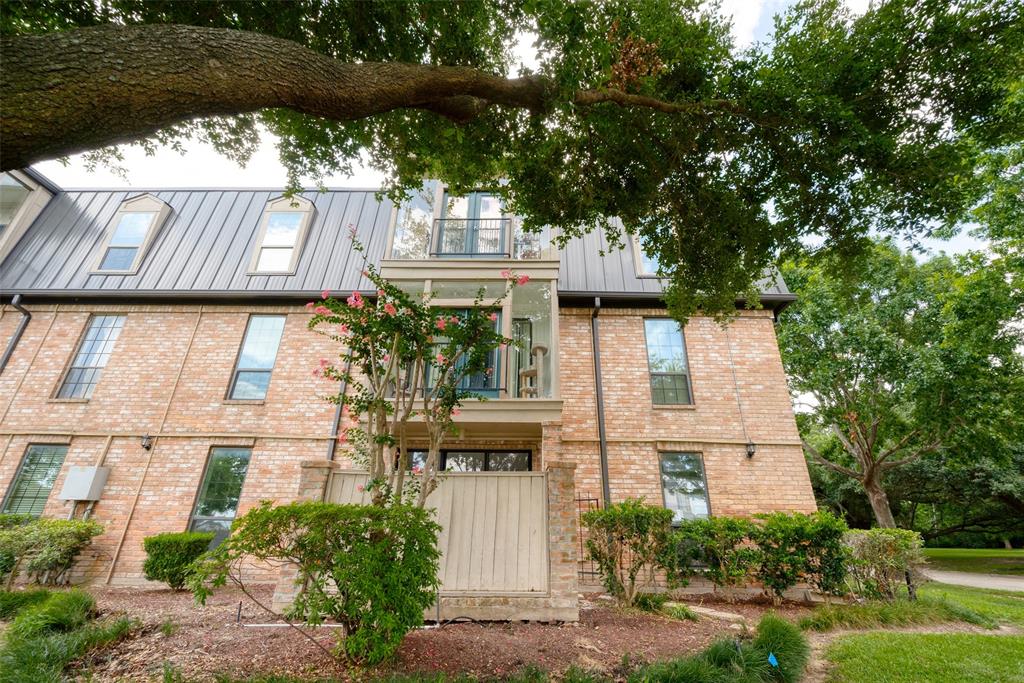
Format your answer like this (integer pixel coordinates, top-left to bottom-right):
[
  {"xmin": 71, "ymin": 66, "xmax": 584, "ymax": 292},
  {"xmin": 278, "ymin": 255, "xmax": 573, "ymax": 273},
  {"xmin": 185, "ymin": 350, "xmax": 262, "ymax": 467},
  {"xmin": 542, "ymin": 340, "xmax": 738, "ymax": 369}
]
[
  {"xmin": 140, "ymin": 434, "xmax": 153, "ymax": 450},
  {"xmin": 745, "ymin": 442, "xmax": 757, "ymax": 459}
]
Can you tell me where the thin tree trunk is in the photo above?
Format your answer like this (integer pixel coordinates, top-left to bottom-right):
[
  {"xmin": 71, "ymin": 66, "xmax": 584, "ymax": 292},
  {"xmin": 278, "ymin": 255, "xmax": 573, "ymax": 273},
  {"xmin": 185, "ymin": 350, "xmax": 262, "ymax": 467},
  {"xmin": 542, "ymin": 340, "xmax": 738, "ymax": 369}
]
[{"xmin": 863, "ymin": 474, "xmax": 897, "ymax": 529}]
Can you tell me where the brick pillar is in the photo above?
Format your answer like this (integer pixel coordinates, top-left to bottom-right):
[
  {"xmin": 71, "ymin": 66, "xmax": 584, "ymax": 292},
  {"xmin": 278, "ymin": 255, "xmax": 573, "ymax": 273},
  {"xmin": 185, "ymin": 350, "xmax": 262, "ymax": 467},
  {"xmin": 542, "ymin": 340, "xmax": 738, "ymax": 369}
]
[
  {"xmin": 540, "ymin": 421, "xmax": 563, "ymax": 472},
  {"xmin": 270, "ymin": 459, "xmax": 335, "ymax": 613},
  {"xmin": 545, "ymin": 459, "xmax": 579, "ymax": 621}
]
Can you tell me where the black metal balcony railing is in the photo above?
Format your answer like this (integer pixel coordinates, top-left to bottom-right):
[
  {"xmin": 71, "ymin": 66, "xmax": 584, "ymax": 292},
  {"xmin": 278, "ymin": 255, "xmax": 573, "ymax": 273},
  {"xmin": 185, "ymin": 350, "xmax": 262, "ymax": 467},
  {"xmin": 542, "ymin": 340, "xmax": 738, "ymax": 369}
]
[{"xmin": 432, "ymin": 217, "xmax": 510, "ymax": 257}]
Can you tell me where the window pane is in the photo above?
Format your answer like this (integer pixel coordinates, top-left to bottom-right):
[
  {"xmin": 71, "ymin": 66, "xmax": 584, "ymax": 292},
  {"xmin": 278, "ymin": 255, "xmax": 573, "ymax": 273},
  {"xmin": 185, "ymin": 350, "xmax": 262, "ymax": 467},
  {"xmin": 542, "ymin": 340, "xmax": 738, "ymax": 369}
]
[
  {"xmin": 660, "ymin": 452, "xmax": 709, "ymax": 522},
  {"xmin": 487, "ymin": 451, "xmax": 530, "ymax": 471},
  {"xmin": 0, "ymin": 172, "xmax": 31, "ymax": 230},
  {"xmin": 237, "ymin": 316, "xmax": 286, "ymax": 369},
  {"xmin": 640, "ymin": 249, "xmax": 660, "ymax": 275},
  {"xmin": 262, "ymin": 212, "xmax": 303, "ymax": 246},
  {"xmin": 231, "ymin": 371, "xmax": 271, "ymax": 399},
  {"xmin": 58, "ymin": 315, "xmax": 125, "ymax": 399},
  {"xmin": 444, "ymin": 452, "xmax": 486, "ymax": 472},
  {"xmin": 651, "ymin": 374, "xmax": 691, "ymax": 405},
  {"xmin": 109, "ymin": 212, "xmax": 155, "ymax": 247},
  {"xmin": 99, "ymin": 246, "xmax": 139, "ymax": 271},
  {"xmin": 188, "ymin": 518, "xmax": 232, "ymax": 548},
  {"xmin": 645, "ymin": 318, "xmax": 692, "ymax": 405},
  {"xmin": 2, "ymin": 445, "xmax": 68, "ymax": 516},
  {"xmin": 191, "ymin": 447, "xmax": 252, "ymax": 547},
  {"xmin": 256, "ymin": 247, "xmax": 293, "ymax": 272},
  {"xmin": 391, "ymin": 185, "xmax": 434, "ymax": 260}
]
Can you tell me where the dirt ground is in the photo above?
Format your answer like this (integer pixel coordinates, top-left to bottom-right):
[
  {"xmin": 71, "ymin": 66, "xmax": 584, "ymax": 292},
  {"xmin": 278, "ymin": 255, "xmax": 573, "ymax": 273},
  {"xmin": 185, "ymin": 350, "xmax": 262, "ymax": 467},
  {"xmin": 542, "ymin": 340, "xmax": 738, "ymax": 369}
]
[{"xmin": 79, "ymin": 586, "xmax": 813, "ymax": 681}]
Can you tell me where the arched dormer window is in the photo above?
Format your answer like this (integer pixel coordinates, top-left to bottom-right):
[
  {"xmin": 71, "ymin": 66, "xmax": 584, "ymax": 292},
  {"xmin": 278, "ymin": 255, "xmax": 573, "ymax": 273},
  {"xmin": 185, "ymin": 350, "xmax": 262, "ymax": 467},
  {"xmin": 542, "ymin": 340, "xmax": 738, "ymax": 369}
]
[
  {"xmin": 94, "ymin": 194, "xmax": 171, "ymax": 274},
  {"xmin": 248, "ymin": 195, "xmax": 315, "ymax": 275}
]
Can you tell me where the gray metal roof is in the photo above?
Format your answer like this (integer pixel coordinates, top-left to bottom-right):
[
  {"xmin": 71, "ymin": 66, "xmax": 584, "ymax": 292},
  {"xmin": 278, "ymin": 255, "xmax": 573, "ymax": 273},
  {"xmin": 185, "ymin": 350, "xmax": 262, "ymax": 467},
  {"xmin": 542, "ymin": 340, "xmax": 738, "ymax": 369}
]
[{"xmin": 0, "ymin": 187, "xmax": 791, "ymax": 303}]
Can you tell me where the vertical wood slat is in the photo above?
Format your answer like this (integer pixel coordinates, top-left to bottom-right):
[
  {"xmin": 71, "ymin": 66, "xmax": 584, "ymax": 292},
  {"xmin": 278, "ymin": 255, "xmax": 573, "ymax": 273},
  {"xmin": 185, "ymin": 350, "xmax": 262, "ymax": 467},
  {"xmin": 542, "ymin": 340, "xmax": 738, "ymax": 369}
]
[{"xmin": 325, "ymin": 471, "xmax": 548, "ymax": 593}]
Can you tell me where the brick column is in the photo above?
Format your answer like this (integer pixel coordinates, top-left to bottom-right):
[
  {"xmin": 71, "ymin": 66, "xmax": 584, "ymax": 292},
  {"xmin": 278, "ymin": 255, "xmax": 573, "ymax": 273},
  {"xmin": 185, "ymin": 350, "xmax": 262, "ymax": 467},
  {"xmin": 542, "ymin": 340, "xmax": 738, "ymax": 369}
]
[
  {"xmin": 540, "ymin": 421, "xmax": 563, "ymax": 471},
  {"xmin": 544, "ymin": 459, "xmax": 579, "ymax": 620},
  {"xmin": 270, "ymin": 459, "xmax": 335, "ymax": 613}
]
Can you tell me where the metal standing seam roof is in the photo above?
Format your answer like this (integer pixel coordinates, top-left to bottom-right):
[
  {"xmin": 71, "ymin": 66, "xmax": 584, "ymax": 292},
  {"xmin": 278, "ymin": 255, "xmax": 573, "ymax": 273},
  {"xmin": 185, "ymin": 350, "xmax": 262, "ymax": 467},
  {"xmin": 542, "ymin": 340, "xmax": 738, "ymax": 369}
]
[{"xmin": 0, "ymin": 187, "xmax": 792, "ymax": 302}]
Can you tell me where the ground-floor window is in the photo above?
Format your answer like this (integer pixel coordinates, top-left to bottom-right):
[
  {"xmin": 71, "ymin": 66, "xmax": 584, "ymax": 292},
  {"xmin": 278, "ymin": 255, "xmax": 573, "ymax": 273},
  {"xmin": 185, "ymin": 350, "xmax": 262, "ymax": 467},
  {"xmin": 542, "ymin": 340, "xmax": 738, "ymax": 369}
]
[
  {"xmin": 406, "ymin": 449, "xmax": 531, "ymax": 472},
  {"xmin": 189, "ymin": 447, "xmax": 252, "ymax": 546},
  {"xmin": 1, "ymin": 444, "xmax": 68, "ymax": 516},
  {"xmin": 659, "ymin": 451, "xmax": 710, "ymax": 522}
]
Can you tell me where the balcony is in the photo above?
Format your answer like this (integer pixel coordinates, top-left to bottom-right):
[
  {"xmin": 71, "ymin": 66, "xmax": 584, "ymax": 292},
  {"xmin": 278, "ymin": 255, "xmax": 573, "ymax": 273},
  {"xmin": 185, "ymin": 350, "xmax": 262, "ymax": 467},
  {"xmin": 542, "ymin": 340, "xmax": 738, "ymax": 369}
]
[{"xmin": 433, "ymin": 217, "xmax": 511, "ymax": 257}]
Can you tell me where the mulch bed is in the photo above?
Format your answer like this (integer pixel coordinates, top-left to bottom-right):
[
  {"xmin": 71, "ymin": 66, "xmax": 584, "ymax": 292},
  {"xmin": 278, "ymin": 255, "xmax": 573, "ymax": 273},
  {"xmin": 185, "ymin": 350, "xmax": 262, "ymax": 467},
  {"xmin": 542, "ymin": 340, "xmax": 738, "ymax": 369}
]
[{"xmin": 80, "ymin": 586, "xmax": 813, "ymax": 681}]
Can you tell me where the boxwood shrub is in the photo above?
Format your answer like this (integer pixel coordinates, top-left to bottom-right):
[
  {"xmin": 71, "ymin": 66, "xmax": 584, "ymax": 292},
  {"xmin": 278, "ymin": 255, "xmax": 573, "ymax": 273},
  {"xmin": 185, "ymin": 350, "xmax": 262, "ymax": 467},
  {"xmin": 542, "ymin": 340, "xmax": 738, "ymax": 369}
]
[{"xmin": 142, "ymin": 531, "xmax": 215, "ymax": 590}]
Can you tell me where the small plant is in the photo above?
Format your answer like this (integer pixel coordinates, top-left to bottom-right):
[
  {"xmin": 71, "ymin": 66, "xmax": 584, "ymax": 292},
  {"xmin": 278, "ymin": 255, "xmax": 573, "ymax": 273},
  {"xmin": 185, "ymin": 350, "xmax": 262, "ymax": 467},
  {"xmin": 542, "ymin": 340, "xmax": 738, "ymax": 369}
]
[
  {"xmin": 663, "ymin": 603, "xmax": 699, "ymax": 622},
  {"xmin": 582, "ymin": 499, "xmax": 674, "ymax": 605},
  {"xmin": 191, "ymin": 500, "xmax": 441, "ymax": 665},
  {"xmin": 160, "ymin": 618, "xmax": 179, "ymax": 637},
  {"xmin": 143, "ymin": 531, "xmax": 215, "ymax": 590},
  {"xmin": 844, "ymin": 528, "xmax": 925, "ymax": 600},
  {"xmin": 632, "ymin": 592, "xmax": 669, "ymax": 613},
  {"xmin": 0, "ymin": 515, "xmax": 104, "ymax": 587},
  {"xmin": 799, "ymin": 596, "xmax": 995, "ymax": 631}
]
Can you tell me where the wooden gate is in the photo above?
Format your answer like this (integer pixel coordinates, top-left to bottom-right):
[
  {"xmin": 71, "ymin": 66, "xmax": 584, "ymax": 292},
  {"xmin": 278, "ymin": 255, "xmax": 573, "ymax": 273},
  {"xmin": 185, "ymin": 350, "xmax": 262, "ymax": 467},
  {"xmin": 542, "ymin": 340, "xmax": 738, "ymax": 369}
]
[{"xmin": 325, "ymin": 471, "xmax": 549, "ymax": 594}]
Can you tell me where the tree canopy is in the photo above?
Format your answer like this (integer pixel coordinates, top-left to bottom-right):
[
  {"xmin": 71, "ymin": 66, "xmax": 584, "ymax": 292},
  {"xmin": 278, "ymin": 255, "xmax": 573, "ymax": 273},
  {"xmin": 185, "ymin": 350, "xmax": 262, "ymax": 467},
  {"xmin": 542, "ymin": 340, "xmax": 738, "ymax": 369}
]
[
  {"xmin": 779, "ymin": 240, "xmax": 1024, "ymax": 527},
  {"xmin": 1, "ymin": 0, "xmax": 1021, "ymax": 317}
]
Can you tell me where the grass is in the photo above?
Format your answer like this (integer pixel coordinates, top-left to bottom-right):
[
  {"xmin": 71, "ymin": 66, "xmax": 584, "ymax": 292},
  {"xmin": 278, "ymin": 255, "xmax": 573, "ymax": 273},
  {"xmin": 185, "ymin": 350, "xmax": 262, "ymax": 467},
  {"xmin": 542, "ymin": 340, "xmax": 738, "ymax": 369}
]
[
  {"xmin": 923, "ymin": 548, "xmax": 1024, "ymax": 575},
  {"xmin": 799, "ymin": 595, "xmax": 995, "ymax": 632},
  {"xmin": 824, "ymin": 633, "xmax": 1024, "ymax": 683},
  {"xmin": 918, "ymin": 582, "xmax": 1024, "ymax": 627},
  {"xmin": 663, "ymin": 603, "xmax": 699, "ymax": 622},
  {"xmin": 0, "ymin": 588, "xmax": 50, "ymax": 619}
]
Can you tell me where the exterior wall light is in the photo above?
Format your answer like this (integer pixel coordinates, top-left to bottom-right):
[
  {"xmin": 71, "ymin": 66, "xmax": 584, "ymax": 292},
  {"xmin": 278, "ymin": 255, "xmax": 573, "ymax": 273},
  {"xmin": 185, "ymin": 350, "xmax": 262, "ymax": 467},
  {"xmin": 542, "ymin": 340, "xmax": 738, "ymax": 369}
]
[
  {"xmin": 745, "ymin": 442, "xmax": 756, "ymax": 459},
  {"xmin": 140, "ymin": 434, "xmax": 153, "ymax": 450}
]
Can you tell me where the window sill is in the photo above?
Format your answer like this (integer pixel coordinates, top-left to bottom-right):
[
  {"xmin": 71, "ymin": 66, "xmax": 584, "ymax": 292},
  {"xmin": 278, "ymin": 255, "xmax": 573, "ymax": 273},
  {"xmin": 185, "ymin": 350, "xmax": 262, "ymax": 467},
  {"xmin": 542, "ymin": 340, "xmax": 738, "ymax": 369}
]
[
  {"xmin": 48, "ymin": 398, "xmax": 90, "ymax": 404},
  {"xmin": 652, "ymin": 403, "xmax": 697, "ymax": 410},
  {"xmin": 223, "ymin": 399, "xmax": 266, "ymax": 406},
  {"xmin": 246, "ymin": 271, "xmax": 297, "ymax": 277}
]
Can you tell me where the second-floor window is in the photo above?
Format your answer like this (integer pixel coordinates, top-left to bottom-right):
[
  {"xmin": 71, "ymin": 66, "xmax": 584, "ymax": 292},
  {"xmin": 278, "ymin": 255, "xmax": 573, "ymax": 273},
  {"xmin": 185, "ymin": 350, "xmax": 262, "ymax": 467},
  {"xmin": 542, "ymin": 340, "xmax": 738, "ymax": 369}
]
[
  {"xmin": 250, "ymin": 196, "xmax": 314, "ymax": 274},
  {"xmin": 95, "ymin": 194, "xmax": 170, "ymax": 274},
  {"xmin": 436, "ymin": 191, "xmax": 507, "ymax": 257},
  {"xmin": 228, "ymin": 315, "xmax": 286, "ymax": 400},
  {"xmin": 643, "ymin": 318, "xmax": 693, "ymax": 405},
  {"xmin": 57, "ymin": 315, "xmax": 126, "ymax": 399},
  {"xmin": 634, "ymin": 236, "xmax": 660, "ymax": 277},
  {"xmin": 428, "ymin": 309, "xmax": 500, "ymax": 397}
]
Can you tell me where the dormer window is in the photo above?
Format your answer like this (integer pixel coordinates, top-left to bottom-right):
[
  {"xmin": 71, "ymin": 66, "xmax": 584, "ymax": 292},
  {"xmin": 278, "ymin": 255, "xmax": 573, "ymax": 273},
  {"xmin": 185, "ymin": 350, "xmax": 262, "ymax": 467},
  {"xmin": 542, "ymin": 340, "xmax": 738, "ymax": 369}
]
[
  {"xmin": 633, "ymin": 236, "xmax": 661, "ymax": 277},
  {"xmin": 95, "ymin": 194, "xmax": 170, "ymax": 274},
  {"xmin": 250, "ymin": 196, "xmax": 315, "ymax": 274}
]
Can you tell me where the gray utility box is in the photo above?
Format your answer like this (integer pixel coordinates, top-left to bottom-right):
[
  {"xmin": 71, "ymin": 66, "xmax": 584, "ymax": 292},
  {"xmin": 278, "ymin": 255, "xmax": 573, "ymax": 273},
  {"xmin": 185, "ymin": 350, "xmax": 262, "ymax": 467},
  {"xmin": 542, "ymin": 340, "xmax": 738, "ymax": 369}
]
[{"xmin": 58, "ymin": 466, "xmax": 110, "ymax": 501}]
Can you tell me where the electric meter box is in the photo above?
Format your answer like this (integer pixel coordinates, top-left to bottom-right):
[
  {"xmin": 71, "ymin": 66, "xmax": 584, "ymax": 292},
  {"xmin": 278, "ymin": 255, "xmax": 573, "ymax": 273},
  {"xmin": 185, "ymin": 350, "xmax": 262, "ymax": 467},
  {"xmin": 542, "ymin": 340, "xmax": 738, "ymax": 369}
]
[{"xmin": 58, "ymin": 466, "xmax": 110, "ymax": 501}]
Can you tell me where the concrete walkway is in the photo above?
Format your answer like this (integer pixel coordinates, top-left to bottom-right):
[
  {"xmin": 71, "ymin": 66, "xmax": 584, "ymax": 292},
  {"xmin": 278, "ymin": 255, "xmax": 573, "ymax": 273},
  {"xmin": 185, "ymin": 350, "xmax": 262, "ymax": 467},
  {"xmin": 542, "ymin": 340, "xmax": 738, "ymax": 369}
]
[{"xmin": 925, "ymin": 569, "xmax": 1024, "ymax": 592}]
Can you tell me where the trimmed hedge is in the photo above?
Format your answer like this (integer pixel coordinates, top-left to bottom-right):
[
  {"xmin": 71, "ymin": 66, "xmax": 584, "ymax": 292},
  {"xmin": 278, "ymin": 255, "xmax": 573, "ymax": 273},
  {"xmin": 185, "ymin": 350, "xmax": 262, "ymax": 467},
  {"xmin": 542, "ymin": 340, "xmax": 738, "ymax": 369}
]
[{"xmin": 143, "ymin": 531, "xmax": 215, "ymax": 590}]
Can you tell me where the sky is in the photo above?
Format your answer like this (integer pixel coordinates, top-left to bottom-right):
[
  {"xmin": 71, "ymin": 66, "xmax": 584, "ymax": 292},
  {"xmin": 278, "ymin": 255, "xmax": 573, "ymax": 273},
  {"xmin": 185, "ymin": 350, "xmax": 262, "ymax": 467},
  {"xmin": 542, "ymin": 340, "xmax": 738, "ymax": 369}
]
[{"xmin": 32, "ymin": 0, "xmax": 982, "ymax": 254}]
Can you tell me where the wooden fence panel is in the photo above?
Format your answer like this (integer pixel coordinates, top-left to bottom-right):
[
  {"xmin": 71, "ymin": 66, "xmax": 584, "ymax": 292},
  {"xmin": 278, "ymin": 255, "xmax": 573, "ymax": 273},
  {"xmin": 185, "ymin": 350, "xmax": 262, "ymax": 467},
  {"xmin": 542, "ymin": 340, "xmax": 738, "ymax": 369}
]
[{"xmin": 325, "ymin": 471, "xmax": 549, "ymax": 594}]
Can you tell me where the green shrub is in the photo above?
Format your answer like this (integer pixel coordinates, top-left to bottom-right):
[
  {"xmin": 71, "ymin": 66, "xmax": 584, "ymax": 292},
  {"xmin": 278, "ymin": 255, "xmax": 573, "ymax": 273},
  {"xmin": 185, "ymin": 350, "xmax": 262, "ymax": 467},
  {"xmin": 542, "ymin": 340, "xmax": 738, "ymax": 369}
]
[
  {"xmin": 633, "ymin": 592, "xmax": 669, "ymax": 613},
  {"xmin": 844, "ymin": 528, "xmax": 924, "ymax": 600},
  {"xmin": 664, "ymin": 517, "xmax": 758, "ymax": 595},
  {"xmin": 0, "ymin": 615, "xmax": 134, "ymax": 683},
  {"xmin": 0, "ymin": 588, "xmax": 50, "ymax": 619},
  {"xmin": 191, "ymin": 501, "xmax": 441, "ymax": 665},
  {"xmin": 0, "ymin": 516, "xmax": 104, "ymax": 587},
  {"xmin": 751, "ymin": 511, "xmax": 849, "ymax": 602},
  {"xmin": 582, "ymin": 499, "xmax": 675, "ymax": 606},
  {"xmin": 142, "ymin": 531, "xmax": 214, "ymax": 590},
  {"xmin": 803, "ymin": 512, "xmax": 849, "ymax": 597},
  {"xmin": 8, "ymin": 589, "xmax": 95, "ymax": 639}
]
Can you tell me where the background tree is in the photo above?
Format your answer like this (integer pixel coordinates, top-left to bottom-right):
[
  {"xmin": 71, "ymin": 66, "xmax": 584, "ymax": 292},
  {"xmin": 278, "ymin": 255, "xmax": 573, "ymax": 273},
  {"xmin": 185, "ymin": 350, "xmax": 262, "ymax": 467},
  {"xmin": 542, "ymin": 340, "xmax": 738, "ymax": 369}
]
[
  {"xmin": 778, "ymin": 240, "xmax": 1024, "ymax": 528},
  {"xmin": 2, "ymin": 0, "xmax": 1021, "ymax": 319}
]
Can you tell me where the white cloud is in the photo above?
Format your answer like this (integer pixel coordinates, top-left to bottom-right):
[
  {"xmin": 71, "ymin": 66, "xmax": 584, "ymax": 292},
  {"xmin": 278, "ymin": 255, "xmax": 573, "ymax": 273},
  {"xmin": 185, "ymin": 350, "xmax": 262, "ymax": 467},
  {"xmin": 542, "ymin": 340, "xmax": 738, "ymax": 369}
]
[{"xmin": 714, "ymin": 0, "xmax": 767, "ymax": 47}]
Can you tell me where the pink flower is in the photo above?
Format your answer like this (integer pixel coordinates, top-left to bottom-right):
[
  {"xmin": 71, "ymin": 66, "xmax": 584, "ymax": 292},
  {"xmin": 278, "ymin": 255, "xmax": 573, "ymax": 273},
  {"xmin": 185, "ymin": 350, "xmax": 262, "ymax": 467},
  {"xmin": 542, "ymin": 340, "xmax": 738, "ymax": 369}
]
[
  {"xmin": 342, "ymin": 404, "xmax": 350, "ymax": 415},
  {"xmin": 348, "ymin": 225, "xmax": 358, "ymax": 240},
  {"xmin": 312, "ymin": 368, "xmax": 321, "ymax": 377},
  {"xmin": 356, "ymin": 484, "xmax": 364, "ymax": 492},
  {"xmin": 501, "ymin": 269, "xmax": 513, "ymax": 279},
  {"xmin": 436, "ymin": 353, "xmax": 446, "ymax": 364},
  {"xmin": 452, "ymin": 408, "xmax": 461, "ymax": 416},
  {"xmin": 347, "ymin": 291, "xmax": 365, "ymax": 309},
  {"xmin": 412, "ymin": 465, "xmax": 423, "ymax": 475},
  {"xmin": 319, "ymin": 358, "xmax": 329, "ymax": 367},
  {"xmin": 338, "ymin": 324, "xmax": 350, "ymax": 336},
  {"xmin": 314, "ymin": 305, "xmax": 331, "ymax": 315},
  {"xmin": 517, "ymin": 274, "xmax": 530, "ymax": 286},
  {"xmin": 377, "ymin": 289, "xmax": 386, "ymax": 297},
  {"xmin": 382, "ymin": 353, "xmax": 391, "ymax": 362},
  {"xmin": 488, "ymin": 312, "xmax": 498, "ymax": 322},
  {"xmin": 383, "ymin": 302, "xmax": 398, "ymax": 316},
  {"xmin": 305, "ymin": 301, "xmax": 315, "ymax": 309},
  {"xmin": 321, "ymin": 289, "xmax": 331, "ymax": 299},
  {"xmin": 338, "ymin": 430, "xmax": 348, "ymax": 443},
  {"xmin": 450, "ymin": 315, "xmax": 459, "ymax": 323},
  {"xmin": 436, "ymin": 318, "xmax": 447, "ymax": 331}
]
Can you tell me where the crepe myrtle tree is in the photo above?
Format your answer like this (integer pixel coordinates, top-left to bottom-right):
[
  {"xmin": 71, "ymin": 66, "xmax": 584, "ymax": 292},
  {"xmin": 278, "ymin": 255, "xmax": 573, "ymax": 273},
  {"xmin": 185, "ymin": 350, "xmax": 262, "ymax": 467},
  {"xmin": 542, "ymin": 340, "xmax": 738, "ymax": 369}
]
[{"xmin": 308, "ymin": 234, "xmax": 523, "ymax": 507}]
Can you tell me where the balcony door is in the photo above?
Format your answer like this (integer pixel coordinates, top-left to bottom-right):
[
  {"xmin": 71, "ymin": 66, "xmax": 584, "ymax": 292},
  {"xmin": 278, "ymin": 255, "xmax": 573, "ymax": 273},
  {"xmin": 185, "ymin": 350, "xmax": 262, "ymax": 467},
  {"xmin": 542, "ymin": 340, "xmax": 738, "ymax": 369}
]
[{"xmin": 437, "ymin": 191, "xmax": 505, "ymax": 257}]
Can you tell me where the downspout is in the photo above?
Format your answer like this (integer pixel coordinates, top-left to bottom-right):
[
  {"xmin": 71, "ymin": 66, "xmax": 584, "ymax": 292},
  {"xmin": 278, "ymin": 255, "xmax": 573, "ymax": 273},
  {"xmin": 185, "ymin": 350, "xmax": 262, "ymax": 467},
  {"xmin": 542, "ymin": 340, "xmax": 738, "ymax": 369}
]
[
  {"xmin": 0, "ymin": 295, "xmax": 31, "ymax": 375},
  {"xmin": 325, "ymin": 357, "xmax": 354, "ymax": 461},
  {"xmin": 591, "ymin": 297, "xmax": 612, "ymax": 506}
]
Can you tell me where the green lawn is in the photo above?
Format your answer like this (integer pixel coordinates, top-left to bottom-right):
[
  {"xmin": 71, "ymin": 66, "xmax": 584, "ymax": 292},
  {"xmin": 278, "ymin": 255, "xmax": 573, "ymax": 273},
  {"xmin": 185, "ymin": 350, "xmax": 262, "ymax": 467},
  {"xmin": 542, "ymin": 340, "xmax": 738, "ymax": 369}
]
[
  {"xmin": 825, "ymin": 633, "xmax": 1024, "ymax": 683},
  {"xmin": 918, "ymin": 582, "xmax": 1024, "ymax": 627},
  {"xmin": 923, "ymin": 548, "xmax": 1024, "ymax": 575}
]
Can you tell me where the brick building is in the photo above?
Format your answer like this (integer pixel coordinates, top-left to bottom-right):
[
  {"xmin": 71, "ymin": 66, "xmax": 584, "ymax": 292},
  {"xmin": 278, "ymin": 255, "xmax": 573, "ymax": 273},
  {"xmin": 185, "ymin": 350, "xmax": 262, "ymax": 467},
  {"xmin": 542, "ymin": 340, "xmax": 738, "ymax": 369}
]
[{"xmin": 0, "ymin": 173, "xmax": 816, "ymax": 584}]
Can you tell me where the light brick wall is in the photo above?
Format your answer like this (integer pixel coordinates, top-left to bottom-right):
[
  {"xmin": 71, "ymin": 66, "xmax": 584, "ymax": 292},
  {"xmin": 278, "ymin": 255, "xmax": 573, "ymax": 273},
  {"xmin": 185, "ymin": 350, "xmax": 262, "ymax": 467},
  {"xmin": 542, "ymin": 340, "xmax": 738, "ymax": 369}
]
[{"xmin": 0, "ymin": 300, "xmax": 814, "ymax": 584}]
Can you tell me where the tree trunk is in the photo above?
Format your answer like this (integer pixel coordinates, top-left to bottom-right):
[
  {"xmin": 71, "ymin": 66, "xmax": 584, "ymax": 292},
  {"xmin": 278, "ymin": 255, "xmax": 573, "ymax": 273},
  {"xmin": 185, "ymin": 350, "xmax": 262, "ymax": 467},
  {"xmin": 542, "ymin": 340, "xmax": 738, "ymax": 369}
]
[{"xmin": 863, "ymin": 474, "xmax": 897, "ymax": 528}]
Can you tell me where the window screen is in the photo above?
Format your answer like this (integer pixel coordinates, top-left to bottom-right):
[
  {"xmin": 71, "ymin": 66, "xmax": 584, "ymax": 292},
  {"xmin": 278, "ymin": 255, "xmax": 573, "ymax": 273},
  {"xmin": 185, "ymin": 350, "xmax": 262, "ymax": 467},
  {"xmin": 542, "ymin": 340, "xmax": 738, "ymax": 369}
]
[
  {"xmin": 660, "ymin": 452, "xmax": 710, "ymax": 522},
  {"xmin": 644, "ymin": 318, "xmax": 693, "ymax": 405},
  {"xmin": 57, "ymin": 315, "xmax": 126, "ymax": 399},
  {"xmin": 229, "ymin": 315, "xmax": 286, "ymax": 400},
  {"xmin": 2, "ymin": 445, "xmax": 68, "ymax": 516},
  {"xmin": 189, "ymin": 447, "xmax": 252, "ymax": 546}
]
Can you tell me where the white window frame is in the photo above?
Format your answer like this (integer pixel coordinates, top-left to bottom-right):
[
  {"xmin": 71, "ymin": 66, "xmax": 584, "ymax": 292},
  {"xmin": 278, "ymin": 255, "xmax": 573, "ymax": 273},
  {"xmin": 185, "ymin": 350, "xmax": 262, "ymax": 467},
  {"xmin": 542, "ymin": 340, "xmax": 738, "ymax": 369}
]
[
  {"xmin": 247, "ymin": 195, "xmax": 315, "ymax": 275},
  {"xmin": 92, "ymin": 193, "xmax": 172, "ymax": 275}
]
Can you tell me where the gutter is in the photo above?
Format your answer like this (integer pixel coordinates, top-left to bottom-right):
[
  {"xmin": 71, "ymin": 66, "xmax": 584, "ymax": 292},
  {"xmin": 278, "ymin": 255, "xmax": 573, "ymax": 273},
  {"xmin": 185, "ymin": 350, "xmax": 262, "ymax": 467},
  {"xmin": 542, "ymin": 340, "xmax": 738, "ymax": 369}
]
[
  {"xmin": 0, "ymin": 295, "xmax": 31, "ymax": 375},
  {"xmin": 325, "ymin": 357, "xmax": 354, "ymax": 461},
  {"xmin": 591, "ymin": 297, "xmax": 612, "ymax": 506}
]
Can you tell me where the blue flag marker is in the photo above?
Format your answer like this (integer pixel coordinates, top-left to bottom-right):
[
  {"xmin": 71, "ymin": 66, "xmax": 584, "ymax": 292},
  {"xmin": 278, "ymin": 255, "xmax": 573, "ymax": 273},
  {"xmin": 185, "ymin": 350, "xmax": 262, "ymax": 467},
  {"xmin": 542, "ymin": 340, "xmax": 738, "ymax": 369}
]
[{"xmin": 768, "ymin": 652, "xmax": 779, "ymax": 668}]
